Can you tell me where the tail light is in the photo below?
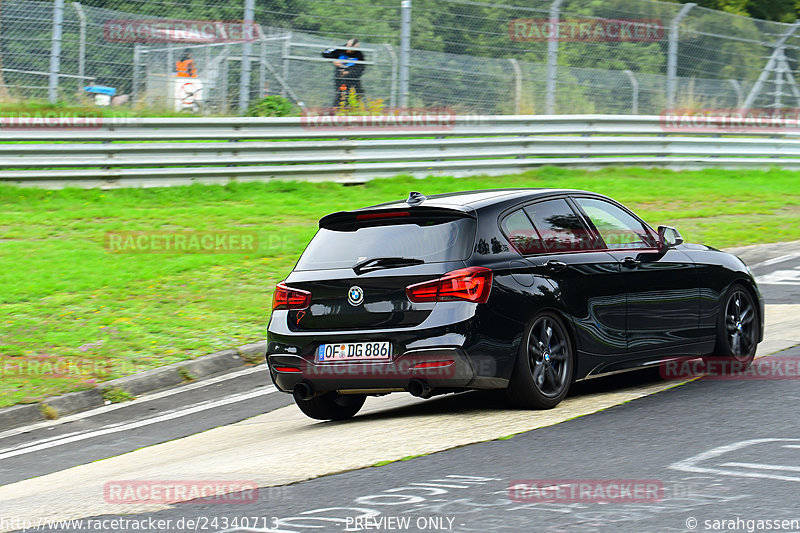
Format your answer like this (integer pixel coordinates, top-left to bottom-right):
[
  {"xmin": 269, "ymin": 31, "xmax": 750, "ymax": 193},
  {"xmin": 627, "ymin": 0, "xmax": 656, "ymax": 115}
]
[
  {"xmin": 356, "ymin": 211, "xmax": 410, "ymax": 220},
  {"xmin": 272, "ymin": 282, "xmax": 311, "ymax": 310},
  {"xmin": 273, "ymin": 366, "xmax": 302, "ymax": 373},
  {"xmin": 406, "ymin": 267, "xmax": 492, "ymax": 304},
  {"xmin": 410, "ymin": 360, "xmax": 455, "ymax": 369}
]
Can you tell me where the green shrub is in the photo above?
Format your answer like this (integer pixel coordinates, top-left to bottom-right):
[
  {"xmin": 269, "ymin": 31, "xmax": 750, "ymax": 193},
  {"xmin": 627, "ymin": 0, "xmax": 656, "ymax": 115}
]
[
  {"xmin": 40, "ymin": 403, "xmax": 59, "ymax": 420},
  {"xmin": 246, "ymin": 96, "xmax": 296, "ymax": 117},
  {"xmin": 178, "ymin": 367, "xmax": 196, "ymax": 382},
  {"xmin": 101, "ymin": 386, "xmax": 134, "ymax": 404}
]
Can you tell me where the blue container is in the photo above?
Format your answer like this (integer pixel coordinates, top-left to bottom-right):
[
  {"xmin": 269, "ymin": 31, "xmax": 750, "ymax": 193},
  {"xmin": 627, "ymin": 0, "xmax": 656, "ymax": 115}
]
[{"xmin": 84, "ymin": 85, "xmax": 117, "ymax": 96}]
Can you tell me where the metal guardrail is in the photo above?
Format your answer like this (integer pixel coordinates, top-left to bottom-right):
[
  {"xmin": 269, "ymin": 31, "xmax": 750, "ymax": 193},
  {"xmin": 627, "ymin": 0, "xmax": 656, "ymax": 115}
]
[{"xmin": 3, "ymin": 115, "xmax": 800, "ymax": 188}]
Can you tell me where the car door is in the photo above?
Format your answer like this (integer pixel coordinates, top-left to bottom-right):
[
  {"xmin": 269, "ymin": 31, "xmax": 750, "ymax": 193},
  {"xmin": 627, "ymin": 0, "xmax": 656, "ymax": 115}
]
[
  {"xmin": 500, "ymin": 198, "xmax": 628, "ymax": 374},
  {"xmin": 571, "ymin": 196, "xmax": 701, "ymax": 356}
]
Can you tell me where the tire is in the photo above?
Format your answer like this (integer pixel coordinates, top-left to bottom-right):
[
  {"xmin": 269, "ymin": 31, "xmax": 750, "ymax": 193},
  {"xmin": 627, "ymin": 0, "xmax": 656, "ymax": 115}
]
[
  {"xmin": 506, "ymin": 312, "xmax": 574, "ymax": 409},
  {"xmin": 709, "ymin": 283, "xmax": 759, "ymax": 370},
  {"xmin": 294, "ymin": 391, "xmax": 366, "ymax": 421}
]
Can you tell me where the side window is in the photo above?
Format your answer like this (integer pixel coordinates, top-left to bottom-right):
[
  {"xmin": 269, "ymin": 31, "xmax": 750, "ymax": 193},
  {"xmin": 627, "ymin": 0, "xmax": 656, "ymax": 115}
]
[
  {"xmin": 501, "ymin": 209, "xmax": 545, "ymax": 255},
  {"xmin": 523, "ymin": 199, "xmax": 594, "ymax": 252},
  {"xmin": 574, "ymin": 197, "xmax": 657, "ymax": 250}
]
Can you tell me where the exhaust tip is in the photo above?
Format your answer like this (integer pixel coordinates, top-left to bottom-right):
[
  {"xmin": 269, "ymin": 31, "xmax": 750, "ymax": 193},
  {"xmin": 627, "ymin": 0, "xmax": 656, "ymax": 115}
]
[
  {"xmin": 293, "ymin": 382, "xmax": 314, "ymax": 401},
  {"xmin": 407, "ymin": 378, "xmax": 433, "ymax": 399}
]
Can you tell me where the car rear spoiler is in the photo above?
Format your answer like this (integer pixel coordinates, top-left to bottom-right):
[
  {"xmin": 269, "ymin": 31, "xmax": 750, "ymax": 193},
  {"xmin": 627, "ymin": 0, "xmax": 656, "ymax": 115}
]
[{"xmin": 320, "ymin": 206, "xmax": 476, "ymax": 231}]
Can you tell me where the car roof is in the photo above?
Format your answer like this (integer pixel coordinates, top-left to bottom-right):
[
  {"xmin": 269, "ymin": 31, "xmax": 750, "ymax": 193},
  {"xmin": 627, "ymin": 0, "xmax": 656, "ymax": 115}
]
[{"xmin": 362, "ymin": 188, "xmax": 593, "ymax": 212}]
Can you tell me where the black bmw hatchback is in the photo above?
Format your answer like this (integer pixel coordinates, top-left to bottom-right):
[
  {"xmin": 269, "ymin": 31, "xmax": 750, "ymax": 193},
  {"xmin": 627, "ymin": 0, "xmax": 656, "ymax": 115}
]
[{"xmin": 267, "ymin": 189, "xmax": 764, "ymax": 420}]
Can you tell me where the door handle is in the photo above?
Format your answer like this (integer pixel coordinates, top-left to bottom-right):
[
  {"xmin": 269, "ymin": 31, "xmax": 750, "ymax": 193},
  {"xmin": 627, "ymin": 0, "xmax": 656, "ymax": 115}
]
[
  {"xmin": 622, "ymin": 256, "xmax": 641, "ymax": 268},
  {"xmin": 543, "ymin": 260, "xmax": 567, "ymax": 272}
]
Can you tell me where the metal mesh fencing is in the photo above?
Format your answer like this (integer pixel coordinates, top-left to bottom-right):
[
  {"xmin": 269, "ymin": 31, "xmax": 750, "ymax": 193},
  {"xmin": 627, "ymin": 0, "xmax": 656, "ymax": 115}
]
[
  {"xmin": 0, "ymin": 1, "xmax": 81, "ymax": 100},
  {"xmin": 271, "ymin": 30, "xmax": 398, "ymax": 109},
  {"xmin": 1, "ymin": 0, "xmax": 799, "ymax": 115}
]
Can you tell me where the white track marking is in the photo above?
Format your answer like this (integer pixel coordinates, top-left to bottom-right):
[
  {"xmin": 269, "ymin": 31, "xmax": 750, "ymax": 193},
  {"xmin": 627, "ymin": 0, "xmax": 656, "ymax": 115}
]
[
  {"xmin": 0, "ymin": 364, "xmax": 267, "ymax": 440},
  {"xmin": 721, "ymin": 462, "xmax": 800, "ymax": 472},
  {"xmin": 756, "ymin": 266, "xmax": 800, "ymax": 285},
  {"xmin": 1, "ymin": 308, "xmax": 799, "ymax": 526},
  {"xmin": 670, "ymin": 438, "xmax": 800, "ymax": 483},
  {"xmin": 751, "ymin": 251, "xmax": 800, "ymax": 269},
  {"xmin": 0, "ymin": 381, "xmax": 688, "ymax": 526},
  {"xmin": 0, "ymin": 386, "xmax": 276, "ymax": 460}
]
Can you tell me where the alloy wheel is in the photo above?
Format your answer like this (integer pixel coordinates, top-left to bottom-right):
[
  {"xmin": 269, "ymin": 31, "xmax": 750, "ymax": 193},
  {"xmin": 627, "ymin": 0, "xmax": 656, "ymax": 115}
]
[
  {"xmin": 527, "ymin": 316, "xmax": 570, "ymax": 398},
  {"xmin": 725, "ymin": 290, "xmax": 756, "ymax": 362}
]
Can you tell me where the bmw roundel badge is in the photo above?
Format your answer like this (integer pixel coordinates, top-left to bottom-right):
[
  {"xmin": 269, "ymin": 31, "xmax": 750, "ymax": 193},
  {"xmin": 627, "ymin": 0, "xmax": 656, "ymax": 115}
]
[{"xmin": 348, "ymin": 286, "xmax": 364, "ymax": 306}]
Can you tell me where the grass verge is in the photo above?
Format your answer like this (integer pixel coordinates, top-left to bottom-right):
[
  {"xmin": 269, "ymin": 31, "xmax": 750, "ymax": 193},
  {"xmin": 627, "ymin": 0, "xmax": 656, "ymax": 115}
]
[{"xmin": 1, "ymin": 166, "xmax": 799, "ymax": 407}]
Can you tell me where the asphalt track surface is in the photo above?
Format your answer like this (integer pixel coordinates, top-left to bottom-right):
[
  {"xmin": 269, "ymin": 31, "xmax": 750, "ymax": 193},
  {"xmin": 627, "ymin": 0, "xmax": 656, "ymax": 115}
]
[
  {"xmin": 81, "ymin": 345, "xmax": 799, "ymax": 533},
  {"xmin": 1, "ymin": 249, "xmax": 798, "ymax": 533}
]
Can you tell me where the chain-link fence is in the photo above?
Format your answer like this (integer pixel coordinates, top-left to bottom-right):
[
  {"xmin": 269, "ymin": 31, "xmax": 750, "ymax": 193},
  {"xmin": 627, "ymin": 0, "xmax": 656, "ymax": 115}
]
[{"xmin": 0, "ymin": 0, "xmax": 797, "ymax": 115}]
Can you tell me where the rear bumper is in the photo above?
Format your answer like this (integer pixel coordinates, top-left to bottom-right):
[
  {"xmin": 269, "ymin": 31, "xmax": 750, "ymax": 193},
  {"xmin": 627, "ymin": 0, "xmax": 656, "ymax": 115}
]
[
  {"xmin": 266, "ymin": 303, "xmax": 517, "ymax": 394},
  {"xmin": 269, "ymin": 347, "xmax": 475, "ymax": 393}
]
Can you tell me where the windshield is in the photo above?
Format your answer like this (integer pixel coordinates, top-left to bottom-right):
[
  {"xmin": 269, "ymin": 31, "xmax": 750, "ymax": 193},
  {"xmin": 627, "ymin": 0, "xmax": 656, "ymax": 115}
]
[{"xmin": 295, "ymin": 218, "xmax": 476, "ymax": 271}]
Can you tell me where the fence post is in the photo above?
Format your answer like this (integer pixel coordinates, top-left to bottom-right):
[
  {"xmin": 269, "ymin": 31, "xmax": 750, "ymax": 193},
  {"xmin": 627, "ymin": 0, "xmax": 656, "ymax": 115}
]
[
  {"xmin": 281, "ymin": 33, "xmax": 292, "ymax": 98},
  {"xmin": 509, "ymin": 58, "xmax": 522, "ymax": 115},
  {"xmin": 144, "ymin": 49, "xmax": 152, "ymax": 106},
  {"xmin": 666, "ymin": 3, "xmax": 695, "ymax": 109},
  {"xmin": 73, "ymin": 2, "xmax": 86, "ymax": 96},
  {"xmin": 221, "ymin": 45, "xmax": 229, "ymax": 113},
  {"xmin": 205, "ymin": 45, "xmax": 212, "ymax": 113},
  {"xmin": 385, "ymin": 44, "xmax": 398, "ymax": 108},
  {"xmin": 258, "ymin": 28, "xmax": 267, "ymax": 100},
  {"xmin": 49, "ymin": 0, "xmax": 65, "ymax": 103},
  {"xmin": 728, "ymin": 79, "xmax": 743, "ymax": 108},
  {"xmin": 133, "ymin": 44, "xmax": 140, "ymax": 105},
  {"xmin": 399, "ymin": 0, "xmax": 411, "ymax": 108},
  {"xmin": 545, "ymin": 0, "xmax": 563, "ymax": 115},
  {"xmin": 624, "ymin": 70, "xmax": 639, "ymax": 115},
  {"xmin": 238, "ymin": 0, "xmax": 255, "ymax": 114},
  {"xmin": 167, "ymin": 45, "xmax": 174, "ymax": 110}
]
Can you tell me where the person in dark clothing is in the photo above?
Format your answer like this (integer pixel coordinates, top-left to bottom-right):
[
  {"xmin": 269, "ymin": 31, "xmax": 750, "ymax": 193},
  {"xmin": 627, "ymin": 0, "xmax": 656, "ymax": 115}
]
[{"xmin": 322, "ymin": 38, "xmax": 366, "ymax": 108}]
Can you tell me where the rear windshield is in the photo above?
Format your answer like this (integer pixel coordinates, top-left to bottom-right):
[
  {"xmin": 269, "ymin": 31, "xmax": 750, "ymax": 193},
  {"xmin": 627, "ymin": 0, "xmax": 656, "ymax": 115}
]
[{"xmin": 295, "ymin": 218, "xmax": 476, "ymax": 271}]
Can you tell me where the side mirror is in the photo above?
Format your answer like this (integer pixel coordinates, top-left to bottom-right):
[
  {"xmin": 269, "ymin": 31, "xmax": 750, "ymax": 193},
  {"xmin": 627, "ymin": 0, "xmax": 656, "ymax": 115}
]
[{"xmin": 658, "ymin": 225, "xmax": 683, "ymax": 250}]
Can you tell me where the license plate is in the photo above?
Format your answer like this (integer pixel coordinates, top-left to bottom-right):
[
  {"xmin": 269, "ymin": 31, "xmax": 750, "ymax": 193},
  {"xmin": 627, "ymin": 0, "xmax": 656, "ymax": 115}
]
[{"xmin": 317, "ymin": 341, "xmax": 392, "ymax": 362}]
